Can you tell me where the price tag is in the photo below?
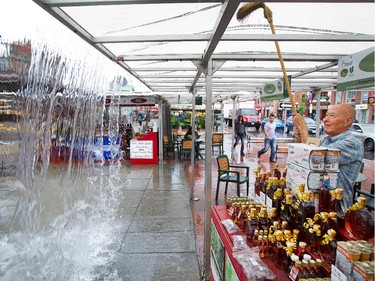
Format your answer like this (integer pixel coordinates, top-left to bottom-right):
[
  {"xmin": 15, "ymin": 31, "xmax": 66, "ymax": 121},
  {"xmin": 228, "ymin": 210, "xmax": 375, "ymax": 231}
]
[
  {"xmin": 331, "ymin": 265, "xmax": 347, "ymax": 281},
  {"xmin": 288, "ymin": 265, "xmax": 299, "ymax": 281}
]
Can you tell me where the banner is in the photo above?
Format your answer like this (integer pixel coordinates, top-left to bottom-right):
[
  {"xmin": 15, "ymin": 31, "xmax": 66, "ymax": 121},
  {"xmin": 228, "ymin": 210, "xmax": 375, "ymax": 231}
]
[{"xmin": 337, "ymin": 47, "xmax": 374, "ymax": 91}]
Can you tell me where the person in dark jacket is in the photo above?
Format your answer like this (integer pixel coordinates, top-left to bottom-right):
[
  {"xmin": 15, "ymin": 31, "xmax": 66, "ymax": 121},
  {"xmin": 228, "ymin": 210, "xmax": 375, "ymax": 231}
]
[{"xmin": 233, "ymin": 114, "xmax": 246, "ymax": 156}]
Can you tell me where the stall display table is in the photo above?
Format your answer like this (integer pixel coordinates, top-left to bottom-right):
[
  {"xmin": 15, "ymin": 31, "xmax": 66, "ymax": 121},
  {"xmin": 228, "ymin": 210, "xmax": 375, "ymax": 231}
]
[
  {"xmin": 210, "ymin": 206, "xmax": 290, "ymax": 281},
  {"xmin": 130, "ymin": 132, "xmax": 158, "ymax": 164}
]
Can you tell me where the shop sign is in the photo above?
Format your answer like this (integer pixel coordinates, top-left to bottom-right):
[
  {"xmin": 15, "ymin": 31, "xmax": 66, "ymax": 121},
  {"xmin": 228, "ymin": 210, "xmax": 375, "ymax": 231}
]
[
  {"xmin": 261, "ymin": 77, "xmax": 291, "ymax": 101},
  {"xmin": 355, "ymin": 104, "xmax": 368, "ymax": 110},
  {"xmin": 106, "ymin": 96, "xmax": 156, "ymax": 106},
  {"xmin": 337, "ymin": 47, "xmax": 374, "ymax": 91},
  {"xmin": 130, "ymin": 140, "xmax": 153, "ymax": 159}
]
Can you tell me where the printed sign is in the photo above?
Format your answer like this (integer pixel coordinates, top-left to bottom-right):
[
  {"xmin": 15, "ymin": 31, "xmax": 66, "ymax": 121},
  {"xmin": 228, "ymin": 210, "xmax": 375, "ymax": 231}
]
[
  {"xmin": 130, "ymin": 140, "xmax": 153, "ymax": 159},
  {"xmin": 337, "ymin": 47, "xmax": 375, "ymax": 91},
  {"xmin": 261, "ymin": 76, "xmax": 291, "ymax": 101}
]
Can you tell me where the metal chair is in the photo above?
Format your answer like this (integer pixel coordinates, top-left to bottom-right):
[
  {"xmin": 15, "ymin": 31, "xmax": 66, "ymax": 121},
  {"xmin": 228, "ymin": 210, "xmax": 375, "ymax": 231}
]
[
  {"xmin": 163, "ymin": 135, "xmax": 175, "ymax": 159},
  {"xmin": 180, "ymin": 139, "xmax": 193, "ymax": 161},
  {"xmin": 211, "ymin": 133, "xmax": 224, "ymax": 154},
  {"xmin": 215, "ymin": 154, "xmax": 249, "ymax": 201},
  {"xmin": 354, "ymin": 184, "xmax": 374, "ymax": 212}
]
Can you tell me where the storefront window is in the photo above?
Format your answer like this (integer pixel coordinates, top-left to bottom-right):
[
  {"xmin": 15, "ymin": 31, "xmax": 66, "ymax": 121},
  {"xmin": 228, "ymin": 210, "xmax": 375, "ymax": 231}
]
[
  {"xmin": 345, "ymin": 91, "xmax": 356, "ymax": 104},
  {"xmin": 362, "ymin": 92, "xmax": 368, "ymax": 103},
  {"xmin": 335, "ymin": 92, "xmax": 341, "ymax": 104}
]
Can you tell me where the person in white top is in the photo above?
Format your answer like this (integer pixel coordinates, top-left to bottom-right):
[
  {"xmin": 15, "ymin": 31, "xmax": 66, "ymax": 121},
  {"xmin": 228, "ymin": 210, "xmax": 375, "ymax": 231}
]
[{"xmin": 257, "ymin": 113, "xmax": 277, "ymax": 163}]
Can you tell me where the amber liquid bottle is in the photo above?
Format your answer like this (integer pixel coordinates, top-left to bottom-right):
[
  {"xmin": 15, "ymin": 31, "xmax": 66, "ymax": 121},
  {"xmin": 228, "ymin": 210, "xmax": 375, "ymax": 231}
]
[
  {"xmin": 258, "ymin": 206, "xmax": 269, "ymax": 231},
  {"xmin": 330, "ymin": 188, "xmax": 345, "ymax": 228},
  {"xmin": 273, "ymin": 188, "xmax": 284, "ymax": 220},
  {"xmin": 281, "ymin": 194, "xmax": 293, "ymax": 229},
  {"xmin": 320, "ymin": 229, "xmax": 337, "ymax": 266},
  {"xmin": 295, "ymin": 192, "xmax": 315, "ymax": 234},
  {"xmin": 345, "ymin": 196, "xmax": 375, "ymax": 240},
  {"xmin": 274, "ymin": 230, "xmax": 286, "ymax": 270},
  {"xmin": 246, "ymin": 208, "xmax": 259, "ymax": 245},
  {"xmin": 328, "ymin": 211, "xmax": 339, "ymax": 234},
  {"xmin": 318, "ymin": 174, "xmax": 331, "ymax": 212},
  {"xmin": 254, "ymin": 173, "xmax": 261, "ymax": 197}
]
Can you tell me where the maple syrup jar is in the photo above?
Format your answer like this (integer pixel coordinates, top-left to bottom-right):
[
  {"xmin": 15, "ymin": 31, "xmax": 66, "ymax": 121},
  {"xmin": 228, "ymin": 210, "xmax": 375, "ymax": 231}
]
[{"xmin": 345, "ymin": 196, "xmax": 374, "ymax": 240}]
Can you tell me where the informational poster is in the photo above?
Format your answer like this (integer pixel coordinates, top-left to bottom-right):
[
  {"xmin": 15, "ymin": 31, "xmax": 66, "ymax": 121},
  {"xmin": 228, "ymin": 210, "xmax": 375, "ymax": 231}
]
[
  {"xmin": 211, "ymin": 220, "xmax": 224, "ymax": 280},
  {"xmin": 130, "ymin": 140, "xmax": 153, "ymax": 159},
  {"xmin": 225, "ymin": 252, "xmax": 240, "ymax": 281},
  {"xmin": 337, "ymin": 47, "xmax": 374, "ymax": 91}
]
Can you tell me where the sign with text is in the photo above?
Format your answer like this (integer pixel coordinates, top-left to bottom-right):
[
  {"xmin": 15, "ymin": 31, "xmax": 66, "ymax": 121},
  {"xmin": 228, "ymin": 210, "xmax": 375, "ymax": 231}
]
[
  {"xmin": 130, "ymin": 140, "xmax": 153, "ymax": 159},
  {"xmin": 331, "ymin": 265, "xmax": 347, "ymax": 281},
  {"xmin": 261, "ymin": 76, "xmax": 291, "ymax": 101},
  {"xmin": 337, "ymin": 47, "xmax": 375, "ymax": 91}
]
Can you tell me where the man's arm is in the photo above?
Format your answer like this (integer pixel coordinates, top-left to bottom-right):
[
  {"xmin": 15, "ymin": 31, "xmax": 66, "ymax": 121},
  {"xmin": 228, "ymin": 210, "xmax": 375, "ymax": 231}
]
[{"xmin": 264, "ymin": 124, "xmax": 271, "ymax": 139}]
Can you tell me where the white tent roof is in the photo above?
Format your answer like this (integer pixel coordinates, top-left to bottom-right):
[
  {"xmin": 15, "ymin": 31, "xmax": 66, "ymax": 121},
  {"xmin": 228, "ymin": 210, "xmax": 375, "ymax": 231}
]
[{"xmin": 31, "ymin": 0, "xmax": 374, "ymax": 106}]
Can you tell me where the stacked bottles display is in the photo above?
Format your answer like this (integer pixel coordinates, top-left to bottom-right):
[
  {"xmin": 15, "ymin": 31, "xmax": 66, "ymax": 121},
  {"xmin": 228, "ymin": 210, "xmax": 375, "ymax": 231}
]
[{"xmin": 345, "ymin": 196, "xmax": 374, "ymax": 240}]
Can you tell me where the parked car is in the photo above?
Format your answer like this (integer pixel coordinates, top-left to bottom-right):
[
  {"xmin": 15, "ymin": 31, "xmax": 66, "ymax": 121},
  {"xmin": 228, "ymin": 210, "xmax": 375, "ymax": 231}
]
[
  {"xmin": 286, "ymin": 116, "xmax": 317, "ymax": 135},
  {"xmin": 261, "ymin": 117, "xmax": 284, "ymax": 131},
  {"xmin": 236, "ymin": 108, "xmax": 261, "ymax": 130},
  {"xmin": 351, "ymin": 123, "xmax": 374, "ymax": 151}
]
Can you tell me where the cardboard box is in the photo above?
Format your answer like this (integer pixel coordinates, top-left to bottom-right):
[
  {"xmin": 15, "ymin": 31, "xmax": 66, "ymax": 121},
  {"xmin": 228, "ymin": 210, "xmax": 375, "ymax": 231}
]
[
  {"xmin": 323, "ymin": 148, "xmax": 341, "ymax": 172},
  {"xmin": 335, "ymin": 241, "xmax": 361, "ymax": 280},
  {"xmin": 286, "ymin": 162, "xmax": 338, "ymax": 194},
  {"xmin": 287, "ymin": 143, "xmax": 326, "ymax": 171}
]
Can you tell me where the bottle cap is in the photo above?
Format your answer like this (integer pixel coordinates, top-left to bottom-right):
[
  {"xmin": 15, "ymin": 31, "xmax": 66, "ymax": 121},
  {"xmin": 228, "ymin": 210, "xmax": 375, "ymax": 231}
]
[{"xmin": 303, "ymin": 254, "xmax": 312, "ymax": 261}]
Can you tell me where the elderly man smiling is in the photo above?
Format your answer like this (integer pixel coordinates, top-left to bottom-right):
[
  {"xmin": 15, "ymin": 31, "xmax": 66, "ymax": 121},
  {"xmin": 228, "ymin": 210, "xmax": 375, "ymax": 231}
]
[{"xmin": 320, "ymin": 104, "xmax": 364, "ymax": 210}]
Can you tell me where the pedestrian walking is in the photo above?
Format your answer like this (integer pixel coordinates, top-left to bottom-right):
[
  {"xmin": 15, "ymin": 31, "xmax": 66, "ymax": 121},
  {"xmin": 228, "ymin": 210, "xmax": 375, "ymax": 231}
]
[
  {"xmin": 233, "ymin": 114, "xmax": 246, "ymax": 156},
  {"xmin": 257, "ymin": 113, "xmax": 277, "ymax": 162}
]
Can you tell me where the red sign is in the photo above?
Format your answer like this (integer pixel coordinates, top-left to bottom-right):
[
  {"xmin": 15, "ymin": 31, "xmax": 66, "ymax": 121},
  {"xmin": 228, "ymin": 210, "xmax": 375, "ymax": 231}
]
[{"xmin": 368, "ymin": 97, "xmax": 374, "ymax": 104}]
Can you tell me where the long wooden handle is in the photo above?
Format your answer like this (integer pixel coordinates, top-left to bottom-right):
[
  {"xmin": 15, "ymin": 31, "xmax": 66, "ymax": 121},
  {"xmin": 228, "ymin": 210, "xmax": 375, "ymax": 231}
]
[{"xmin": 268, "ymin": 21, "xmax": 297, "ymax": 114}]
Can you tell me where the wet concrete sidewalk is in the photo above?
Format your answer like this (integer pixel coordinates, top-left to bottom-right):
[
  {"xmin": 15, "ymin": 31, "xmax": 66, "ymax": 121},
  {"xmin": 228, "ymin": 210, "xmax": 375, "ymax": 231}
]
[{"xmin": 113, "ymin": 163, "xmax": 201, "ymax": 280}]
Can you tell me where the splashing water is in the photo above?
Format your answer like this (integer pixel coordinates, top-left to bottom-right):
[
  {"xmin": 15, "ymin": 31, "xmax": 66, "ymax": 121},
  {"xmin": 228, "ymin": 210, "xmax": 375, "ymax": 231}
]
[{"xmin": 0, "ymin": 25, "xmax": 129, "ymax": 280}]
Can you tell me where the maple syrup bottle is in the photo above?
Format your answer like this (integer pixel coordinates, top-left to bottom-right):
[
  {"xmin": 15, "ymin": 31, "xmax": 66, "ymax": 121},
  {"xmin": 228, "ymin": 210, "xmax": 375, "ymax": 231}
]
[
  {"xmin": 254, "ymin": 172, "xmax": 262, "ymax": 197},
  {"xmin": 320, "ymin": 229, "xmax": 337, "ymax": 265},
  {"xmin": 258, "ymin": 206, "xmax": 269, "ymax": 231},
  {"xmin": 345, "ymin": 196, "xmax": 375, "ymax": 240},
  {"xmin": 281, "ymin": 194, "xmax": 293, "ymax": 228},
  {"xmin": 296, "ymin": 192, "xmax": 315, "ymax": 233},
  {"xmin": 328, "ymin": 212, "xmax": 339, "ymax": 234},
  {"xmin": 330, "ymin": 188, "xmax": 345, "ymax": 228},
  {"xmin": 274, "ymin": 230, "xmax": 286, "ymax": 270},
  {"xmin": 273, "ymin": 164, "xmax": 281, "ymax": 179},
  {"xmin": 246, "ymin": 207, "xmax": 258, "ymax": 244},
  {"xmin": 319, "ymin": 212, "xmax": 330, "ymax": 235},
  {"xmin": 273, "ymin": 188, "xmax": 284, "ymax": 220},
  {"xmin": 268, "ymin": 233, "xmax": 276, "ymax": 261},
  {"xmin": 318, "ymin": 173, "xmax": 331, "ymax": 212}
]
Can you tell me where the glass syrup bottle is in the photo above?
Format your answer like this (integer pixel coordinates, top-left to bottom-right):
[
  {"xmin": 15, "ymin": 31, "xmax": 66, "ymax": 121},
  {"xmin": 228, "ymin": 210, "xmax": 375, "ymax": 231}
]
[
  {"xmin": 330, "ymin": 188, "xmax": 345, "ymax": 228},
  {"xmin": 320, "ymin": 229, "xmax": 337, "ymax": 265},
  {"xmin": 318, "ymin": 173, "xmax": 331, "ymax": 212},
  {"xmin": 274, "ymin": 230, "xmax": 286, "ymax": 270},
  {"xmin": 345, "ymin": 196, "xmax": 375, "ymax": 240}
]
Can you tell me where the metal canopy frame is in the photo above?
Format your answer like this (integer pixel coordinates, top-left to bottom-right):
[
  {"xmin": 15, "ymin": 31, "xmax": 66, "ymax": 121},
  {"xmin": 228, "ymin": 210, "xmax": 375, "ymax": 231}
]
[{"xmin": 32, "ymin": 0, "xmax": 374, "ymax": 106}]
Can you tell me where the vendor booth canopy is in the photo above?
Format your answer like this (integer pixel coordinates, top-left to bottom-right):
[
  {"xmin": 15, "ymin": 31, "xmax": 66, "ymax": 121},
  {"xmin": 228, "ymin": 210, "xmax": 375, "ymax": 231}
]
[{"xmin": 32, "ymin": 0, "xmax": 374, "ymax": 106}]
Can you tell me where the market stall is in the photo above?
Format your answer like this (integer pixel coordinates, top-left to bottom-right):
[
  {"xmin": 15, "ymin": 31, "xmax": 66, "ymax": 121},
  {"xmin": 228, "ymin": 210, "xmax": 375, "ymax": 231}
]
[{"xmin": 210, "ymin": 142, "xmax": 374, "ymax": 281}]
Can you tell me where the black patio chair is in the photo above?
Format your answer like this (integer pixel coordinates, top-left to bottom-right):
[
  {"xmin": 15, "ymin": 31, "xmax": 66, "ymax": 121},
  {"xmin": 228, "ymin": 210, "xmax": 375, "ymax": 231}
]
[{"xmin": 215, "ymin": 154, "xmax": 249, "ymax": 201}]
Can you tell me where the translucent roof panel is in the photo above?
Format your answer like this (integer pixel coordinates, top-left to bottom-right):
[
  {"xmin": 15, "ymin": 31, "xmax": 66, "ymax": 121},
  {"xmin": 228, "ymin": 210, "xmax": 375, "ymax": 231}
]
[{"xmin": 21, "ymin": 1, "xmax": 375, "ymax": 104}]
